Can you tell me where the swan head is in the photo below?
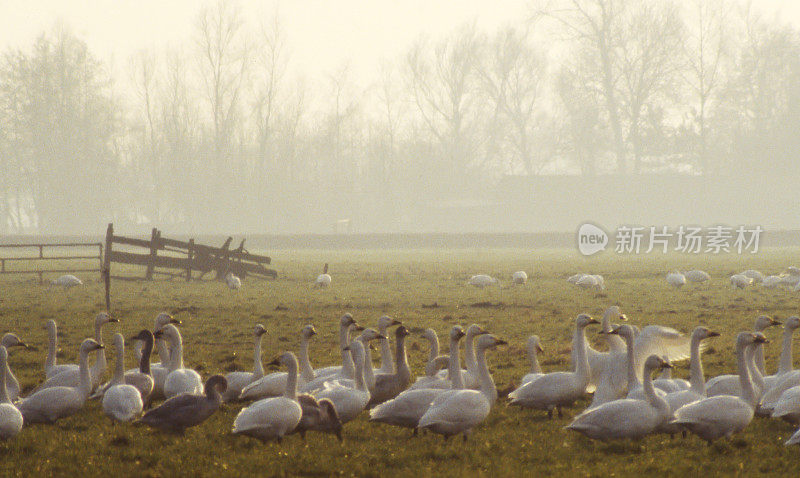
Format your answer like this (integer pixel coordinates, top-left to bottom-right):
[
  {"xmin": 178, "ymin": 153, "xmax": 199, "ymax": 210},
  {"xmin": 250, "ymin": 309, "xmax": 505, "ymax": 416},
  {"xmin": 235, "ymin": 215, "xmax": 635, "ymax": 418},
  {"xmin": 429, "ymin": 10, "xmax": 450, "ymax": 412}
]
[
  {"xmin": 45, "ymin": 319, "xmax": 57, "ymax": 334},
  {"xmin": 358, "ymin": 328, "xmax": 385, "ymax": 342},
  {"xmin": 753, "ymin": 332, "xmax": 769, "ymax": 345},
  {"xmin": 340, "ymin": 313, "xmax": 357, "ymax": 328},
  {"xmin": 643, "ymin": 355, "xmax": 672, "ymax": 374},
  {"xmin": 253, "ymin": 324, "xmax": 267, "ymax": 337},
  {"xmin": 734, "ymin": 332, "xmax": 759, "ymax": 352},
  {"xmin": 204, "ymin": 375, "xmax": 228, "ymax": 395},
  {"xmin": 754, "ymin": 315, "xmax": 780, "ymax": 331},
  {"xmin": 449, "ymin": 326, "xmax": 466, "ymax": 342},
  {"xmin": 465, "ymin": 324, "xmax": 488, "ymax": 338},
  {"xmin": 301, "ymin": 325, "xmax": 317, "ymax": 338},
  {"xmin": 603, "ymin": 306, "xmax": 627, "ymax": 322},
  {"xmin": 1, "ymin": 333, "xmax": 28, "ymax": 349},
  {"xmin": 349, "ymin": 323, "xmax": 365, "ymax": 335},
  {"xmin": 692, "ymin": 326, "xmax": 720, "ymax": 341},
  {"xmin": 475, "ymin": 334, "xmax": 507, "ymax": 351},
  {"xmin": 432, "ymin": 355, "xmax": 450, "ymax": 371},
  {"xmin": 95, "ymin": 311, "xmax": 118, "ymax": 326},
  {"xmin": 605, "ymin": 324, "xmax": 635, "ymax": 340},
  {"xmin": 129, "ymin": 329, "xmax": 154, "ymax": 346},
  {"xmin": 80, "ymin": 338, "xmax": 104, "ymax": 354},
  {"xmin": 153, "ymin": 324, "xmax": 180, "ymax": 342},
  {"xmin": 267, "ymin": 351, "xmax": 299, "ymax": 369},
  {"xmin": 154, "ymin": 312, "xmax": 181, "ymax": 330},
  {"xmin": 378, "ymin": 315, "xmax": 402, "ymax": 329},
  {"xmin": 526, "ymin": 335, "xmax": 543, "ymax": 354},
  {"xmin": 576, "ymin": 314, "xmax": 599, "ymax": 328},
  {"xmin": 784, "ymin": 316, "xmax": 800, "ymax": 331},
  {"xmin": 394, "ymin": 325, "xmax": 410, "ymax": 340}
]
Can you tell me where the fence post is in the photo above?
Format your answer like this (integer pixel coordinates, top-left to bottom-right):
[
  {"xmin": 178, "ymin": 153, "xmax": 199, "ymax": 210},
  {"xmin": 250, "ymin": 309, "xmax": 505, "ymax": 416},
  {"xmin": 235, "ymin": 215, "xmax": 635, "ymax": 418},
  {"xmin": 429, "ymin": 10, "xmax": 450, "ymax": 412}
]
[
  {"xmin": 145, "ymin": 227, "xmax": 160, "ymax": 280},
  {"xmin": 103, "ymin": 223, "xmax": 113, "ymax": 312},
  {"xmin": 186, "ymin": 238, "xmax": 194, "ymax": 282}
]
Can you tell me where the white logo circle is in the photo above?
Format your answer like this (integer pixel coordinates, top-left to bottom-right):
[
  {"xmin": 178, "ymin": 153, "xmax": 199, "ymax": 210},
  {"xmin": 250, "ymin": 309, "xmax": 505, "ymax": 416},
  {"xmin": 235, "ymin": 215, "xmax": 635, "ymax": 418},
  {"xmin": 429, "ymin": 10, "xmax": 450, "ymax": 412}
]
[{"xmin": 577, "ymin": 223, "xmax": 608, "ymax": 256}]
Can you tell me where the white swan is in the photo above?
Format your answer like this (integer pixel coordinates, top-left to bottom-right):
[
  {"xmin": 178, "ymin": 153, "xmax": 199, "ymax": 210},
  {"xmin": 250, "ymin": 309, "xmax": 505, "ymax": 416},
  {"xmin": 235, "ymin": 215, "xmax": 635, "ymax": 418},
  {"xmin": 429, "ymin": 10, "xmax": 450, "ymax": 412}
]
[
  {"xmin": 760, "ymin": 316, "xmax": 798, "ymax": 391},
  {"xmin": 576, "ymin": 274, "xmax": 603, "ymax": 290},
  {"xmin": 225, "ymin": 272, "xmax": 242, "ymax": 291},
  {"xmin": 512, "ymin": 271, "xmax": 528, "ymax": 285},
  {"xmin": 731, "ymin": 274, "xmax": 753, "ymax": 289},
  {"xmin": 762, "ymin": 275, "xmax": 782, "ymax": 288},
  {"xmin": 376, "ymin": 315, "xmax": 402, "ymax": 374},
  {"xmin": 18, "ymin": 339, "xmax": 103, "ymax": 423},
  {"xmin": 666, "ymin": 271, "xmax": 686, "ymax": 288},
  {"xmin": 0, "ymin": 333, "xmax": 27, "ymax": 402},
  {"xmin": 567, "ymin": 273, "xmax": 584, "ymax": 284},
  {"xmin": 300, "ymin": 322, "xmax": 365, "ymax": 393},
  {"xmin": 0, "ymin": 346, "xmax": 23, "ymax": 441},
  {"xmin": 684, "ymin": 270, "xmax": 710, "ymax": 283},
  {"xmin": 740, "ymin": 269, "xmax": 764, "ymax": 283},
  {"xmin": 579, "ymin": 306, "xmax": 627, "ymax": 394},
  {"xmin": 147, "ymin": 312, "xmax": 181, "ymax": 400},
  {"xmin": 418, "ymin": 334, "xmax": 505, "ymax": 440},
  {"xmin": 408, "ymin": 356, "xmax": 450, "ymax": 391},
  {"xmin": 367, "ymin": 326, "xmax": 411, "ymax": 407},
  {"xmin": 91, "ymin": 329, "xmax": 155, "ymax": 402},
  {"xmin": 520, "ymin": 335, "xmax": 544, "ymax": 385},
  {"xmin": 671, "ymin": 332, "xmax": 764, "ymax": 443},
  {"xmin": 315, "ymin": 263, "xmax": 332, "ymax": 288},
  {"xmin": 89, "ymin": 312, "xmax": 118, "ymax": 388},
  {"xmin": 102, "ymin": 333, "xmax": 143, "ymax": 422},
  {"xmin": 314, "ymin": 341, "xmax": 371, "ymax": 423},
  {"xmin": 508, "ymin": 314, "xmax": 599, "ymax": 417},
  {"xmin": 44, "ymin": 319, "xmax": 78, "ymax": 378},
  {"xmin": 232, "ymin": 352, "xmax": 302, "ymax": 442},
  {"xmin": 771, "ymin": 385, "xmax": 800, "ymax": 424},
  {"xmin": 240, "ymin": 325, "xmax": 317, "ymax": 400},
  {"xmin": 566, "ymin": 355, "xmax": 673, "ymax": 441},
  {"xmin": 49, "ymin": 274, "xmax": 82, "ymax": 290},
  {"xmin": 658, "ymin": 327, "xmax": 719, "ymax": 435},
  {"xmin": 138, "ymin": 375, "xmax": 226, "ymax": 433},
  {"xmin": 435, "ymin": 324, "xmax": 488, "ymax": 389},
  {"xmin": 157, "ymin": 324, "xmax": 203, "ymax": 398},
  {"xmin": 313, "ymin": 313, "xmax": 359, "ymax": 378},
  {"xmin": 370, "ymin": 326, "xmax": 465, "ymax": 433},
  {"xmin": 468, "ymin": 274, "xmax": 499, "ymax": 288},
  {"xmin": 222, "ymin": 324, "xmax": 267, "ymax": 402}
]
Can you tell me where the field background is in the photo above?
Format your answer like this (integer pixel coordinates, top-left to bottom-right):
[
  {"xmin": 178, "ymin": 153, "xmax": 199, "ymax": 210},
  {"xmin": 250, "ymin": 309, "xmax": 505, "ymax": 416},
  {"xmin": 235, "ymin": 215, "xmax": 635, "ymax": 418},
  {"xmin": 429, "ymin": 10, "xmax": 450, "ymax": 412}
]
[{"xmin": 1, "ymin": 247, "xmax": 800, "ymax": 476}]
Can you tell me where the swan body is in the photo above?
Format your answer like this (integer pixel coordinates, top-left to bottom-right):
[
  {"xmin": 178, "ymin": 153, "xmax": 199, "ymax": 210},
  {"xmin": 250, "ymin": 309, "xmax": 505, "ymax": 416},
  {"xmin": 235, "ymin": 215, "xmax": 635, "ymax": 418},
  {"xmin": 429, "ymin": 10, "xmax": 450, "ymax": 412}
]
[
  {"xmin": 18, "ymin": 339, "xmax": 103, "ymax": 423},
  {"xmin": 292, "ymin": 394, "xmax": 343, "ymax": 441},
  {"xmin": 145, "ymin": 313, "xmax": 181, "ymax": 400},
  {"xmin": 684, "ymin": 270, "xmax": 710, "ymax": 283},
  {"xmin": 741, "ymin": 270, "xmax": 764, "ymax": 283},
  {"xmin": 102, "ymin": 334, "xmax": 143, "ymax": 422},
  {"xmin": 50, "ymin": 274, "xmax": 82, "ymax": 289},
  {"xmin": 409, "ymin": 357, "xmax": 450, "ymax": 390},
  {"xmin": 371, "ymin": 326, "xmax": 465, "ymax": 430},
  {"xmin": 222, "ymin": 324, "xmax": 267, "ymax": 401},
  {"xmin": 731, "ymin": 274, "xmax": 753, "ymax": 289},
  {"xmin": 93, "ymin": 329, "xmax": 155, "ymax": 402},
  {"xmin": 233, "ymin": 353, "xmax": 302, "ymax": 442},
  {"xmin": 512, "ymin": 271, "xmax": 528, "ymax": 285},
  {"xmin": 576, "ymin": 274, "xmax": 603, "ymax": 290},
  {"xmin": 771, "ymin": 385, "xmax": 800, "ymax": 424},
  {"xmin": 139, "ymin": 375, "xmax": 227, "ymax": 433},
  {"xmin": 0, "ymin": 334, "xmax": 27, "ymax": 401},
  {"xmin": 567, "ymin": 356, "xmax": 673, "ymax": 441},
  {"xmin": 0, "ymin": 346, "xmax": 23, "ymax": 441},
  {"xmin": 157, "ymin": 325, "xmax": 203, "ymax": 398},
  {"xmin": 418, "ymin": 334, "xmax": 505, "ymax": 439},
  {"xmin": 225, "ymin": 272, "xmax": 242, "ymax": 291},
  {"xmin": 666, "ymin": 271, "xmax": 686, "ymax": 288},
  {"xmin": 567, "ymin": 273, "xmax": 584, "ymax": 284},
  {"xmin": 509, "ymin": 314, "xmax": 599, "ymax": 417},
  {"xmin": 314, "ymin": 341, "xmax": 370, "ymax": 423},
  {"xmin": 240, "ymin": 325, "xmax": 317, "ymax": 400},
  {"xmin": 315, "ymin": 263, "xmax": 331, "ymax": 288},
  {"xmin": 468, "ymin": 274, "xmax": 499, "ymax": 288},
  {"xmin": 580, "ymin": 306, "xmax": 627, "ymax": 393},
  {"xmin": 762, "ymin": 275, "xmax": 782, "ymax": 288},
  {"xmin": 671, "ymin": 332, "xmax": 764, "ymax": 442}
]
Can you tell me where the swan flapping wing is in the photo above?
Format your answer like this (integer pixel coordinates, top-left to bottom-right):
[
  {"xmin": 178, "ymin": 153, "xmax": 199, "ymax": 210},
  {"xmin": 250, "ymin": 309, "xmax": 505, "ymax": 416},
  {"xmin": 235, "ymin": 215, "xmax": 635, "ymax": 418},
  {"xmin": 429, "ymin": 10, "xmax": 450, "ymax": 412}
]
[{"xmin": 633, "ymin": 326, "xmax": 693, "ymax": 375}]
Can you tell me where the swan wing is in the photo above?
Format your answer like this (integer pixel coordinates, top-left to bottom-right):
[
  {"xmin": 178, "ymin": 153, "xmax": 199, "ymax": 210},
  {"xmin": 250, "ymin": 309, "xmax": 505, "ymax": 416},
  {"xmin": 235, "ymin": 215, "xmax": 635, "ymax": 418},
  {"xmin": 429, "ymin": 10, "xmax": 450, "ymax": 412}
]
[{"xmin": 633, "ymin": 325, "xmax": 693, "ymax": 373}]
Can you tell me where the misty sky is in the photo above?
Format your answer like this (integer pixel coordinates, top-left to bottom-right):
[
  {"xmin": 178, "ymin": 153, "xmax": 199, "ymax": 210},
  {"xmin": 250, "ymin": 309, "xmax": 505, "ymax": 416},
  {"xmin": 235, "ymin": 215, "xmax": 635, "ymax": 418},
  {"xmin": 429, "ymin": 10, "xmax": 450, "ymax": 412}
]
[{"xmin": 3, "ymin": 0, "xmax": 798, "ymax": 88}]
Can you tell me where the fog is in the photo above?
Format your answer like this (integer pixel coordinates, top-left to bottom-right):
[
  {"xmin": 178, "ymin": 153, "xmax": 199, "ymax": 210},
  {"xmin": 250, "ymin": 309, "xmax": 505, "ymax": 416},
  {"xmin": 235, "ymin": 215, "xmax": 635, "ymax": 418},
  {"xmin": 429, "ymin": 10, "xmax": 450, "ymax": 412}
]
[{"xmin": 2, "ymin": 0, "xmax": 799, "ymax": 236}]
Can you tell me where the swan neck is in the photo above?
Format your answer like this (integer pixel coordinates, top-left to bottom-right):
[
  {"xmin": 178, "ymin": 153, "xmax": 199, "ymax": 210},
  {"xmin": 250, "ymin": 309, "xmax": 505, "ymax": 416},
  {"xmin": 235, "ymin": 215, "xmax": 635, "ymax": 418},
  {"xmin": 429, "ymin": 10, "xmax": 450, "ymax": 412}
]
[
  {"xmin": 624, "ymin": 333, "xmax": 640, "ymax": 390},
  {"xmin": 528, "ymin": 343, "xmax": 542, "ymax": 375},
  {"xmin": 475, "ymin": 346, "xmax": 496, "ymax": 403},
  {"xmin": 93, "ymin": 323, "xmax": 107, "ymax": 376},
  {"xmin": 778, "ymin": 328, "xmax": 795, "ymax": 375},
  {"xmin": 448, "ymin": 337, "xmax": 464, "ymax": 390},
  {"xmin": 341, "ymin": 327, "xmax": 355, "ymax": 378},
  {"xmin": 0, "ymin": 352, "xmax": 9, "ymax": 404},
  {"xmin": 46, "ymin": 324, "xmax": 57, "ymax": 371},
  {"xmin": 78, "ymin": 347, "xmax": 92, "ymax": 397},
  {"xmin": 754, "ymin": 340, "xmax": 766, "ymax": 376},
  {"xmin": 379, "ymin": 325, "xmax": 394, "ymax": 372},
  {"xmin": 139, "ymin": 336, "xmax": 153, "ymax": 375},
  {"xmin": 298, "ymin": 334, "xmax": 314, "ymax": 382},
  {"xmin": 736, "ymin": 342, "xmax": 756, "ymax": 407},
  {"xmin": 353, "ymin": 348, "xmax": 367, "ymax": 392},
  {"xmin": 425, "ymin": 334, "xmax": 440, "ymax": 376},
  {"xmin": 113, "ymin": 341, "xmax": 125, "ymax": 385},
  {"xmin": 358, "ymin": 338, "xmax": 375, "ymax": 387},
  {"xmin": 394, "ymin": 333, "xmax": 409, "ymax": 379},
  {"xmin": 170, "ymin": 332, "xmax": 184, "ymax": 371},
  {"xmin": 688, "ymin": 334, "xmax": 705, "ymax": 394},
  {"xmin": 748, "ymin": 344, "xmax": 765, "ymax": 394},
  {"xmin": 252, "ymin": 334, "xmax": 264, "ymax": 379},
  {"xmin": 642, "ymin": 365, "xmax": 666, "ymax": 411},
  {"xmin": 283, "ymin": 356, "xmax": 299, "ymax": 399},
  {"xmin": 156, "ymin": 338, "xmax": 170, "ymax": 363},
  {"xmin": 573, "ymin": 324, "xmax": 590, "ymax": 381},
  {"xmin": 465, "ymin": 333, "xmax": 477, "ymax": 373}
]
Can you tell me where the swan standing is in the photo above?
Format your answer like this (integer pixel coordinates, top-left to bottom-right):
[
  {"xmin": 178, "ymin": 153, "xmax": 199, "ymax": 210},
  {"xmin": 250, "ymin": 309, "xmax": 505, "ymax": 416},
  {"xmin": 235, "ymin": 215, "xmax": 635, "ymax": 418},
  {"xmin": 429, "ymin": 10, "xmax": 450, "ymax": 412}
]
[
  {"xmin": 292, "ymin": 394, "xmax": 343, "ymax": 441},
  {"xmin": 138, "ymin": 375, "xmax": 227, "ymax": 434},
  {"xmin": 435, "ymin": 324, "xmax": 488, "ymax": 389},
  {"xmin": 313, "ymin": 313, "xmax": 359, "ymax": 378},
  {"xmin": 367, "ymin": 326, "xmax": 411, "ymax": 407},
  {"xmin": 240, "ymin": 325, "xmax": 317, "ymax": 400},
  {"xmin": 232, "ymin": 352, "xmax": 302, "ymax": 442},
  {"xmin": 418, "ymin": 334, "xmax": 506, "ymax": 440},
  {"xmin": 315, "ymin": 263, "xmax": 332, "ymax": 288},
  {"xmin": 102, "ymin": 334, "xmax": 143, "ymax": 422},
  {"xmin": 148, "ymin": 313, "xmax": 181, "ymax": 400},
  {"xmin": 44, "ymin": 320, "xmax": 77, "ymax": 378},
  {"xmin": 18, "ymin": 339, "xmax": 103, "ymax": 423},
  {"xmin": 566, "ymin": 356, "xmax": 673, "ymax": 441},
  {"xmin": 508, "ymin": 314, "xmax": 599, "ymax": 418},
  {"xmin": 579, "ymin": 306, "xmax": 627, "ymax": 394},
  {"xmin": 370, "ymin": 326, "xmax": 465, "ymax": 433},
  {"xmin": 0, "ymin": 333, "xmax": 28, "ymax": 401},
  {"xmin": 671, "ymin": 332, "xmax": 765, "ymax": 443},
  {"xmin": 157, "ymin": 324, "xmax": 203, "ymax": 398},
  {"xmin": 92, "ymin": 329, "xmax": 155, "ymax": 402},
  {"xmin": 222, "ymin": 324, "xmax": 267, "ymax": 402},
  {"xmin": 225, "ymin": 272, "xmax": 242, "ymax": 291},
  {"xmin": 314, "ymin": 340, "xmax": 371, "ymax": 424},
  {"xmin": 0, "ymin": 346, "xmax": 23, "ymax": 441}
]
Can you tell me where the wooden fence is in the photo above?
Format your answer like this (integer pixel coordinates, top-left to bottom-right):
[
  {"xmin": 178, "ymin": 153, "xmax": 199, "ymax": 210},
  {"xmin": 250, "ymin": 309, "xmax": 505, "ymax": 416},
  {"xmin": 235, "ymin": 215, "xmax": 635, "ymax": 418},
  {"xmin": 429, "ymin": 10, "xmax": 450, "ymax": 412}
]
[{"xmin": 0, "ymin": 242, "xmax": 103, "ymax": 284}]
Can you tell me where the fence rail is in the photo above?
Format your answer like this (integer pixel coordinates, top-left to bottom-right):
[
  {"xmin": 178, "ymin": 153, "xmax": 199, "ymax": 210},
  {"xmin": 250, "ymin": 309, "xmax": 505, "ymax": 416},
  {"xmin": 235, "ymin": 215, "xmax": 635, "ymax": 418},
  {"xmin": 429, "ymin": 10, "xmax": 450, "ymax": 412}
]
[{"xmin": 0, "ymin": 243, "xmax": 103, "ymax": 283}]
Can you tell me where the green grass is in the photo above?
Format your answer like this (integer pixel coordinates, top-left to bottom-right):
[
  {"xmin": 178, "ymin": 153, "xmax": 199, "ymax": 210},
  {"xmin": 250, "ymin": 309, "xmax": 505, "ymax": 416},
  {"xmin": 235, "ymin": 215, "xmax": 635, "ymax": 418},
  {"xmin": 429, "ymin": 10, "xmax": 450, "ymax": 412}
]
[{"xmin": 2, "ymin": 248, "xmax": 800, "ymax": 477}]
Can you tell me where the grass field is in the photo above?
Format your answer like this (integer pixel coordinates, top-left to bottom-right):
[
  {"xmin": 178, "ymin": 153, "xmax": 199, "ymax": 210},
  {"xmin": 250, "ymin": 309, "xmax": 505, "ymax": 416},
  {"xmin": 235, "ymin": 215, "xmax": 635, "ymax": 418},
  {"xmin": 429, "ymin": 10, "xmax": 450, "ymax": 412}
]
[{"xmin": 2, "ymin": 248, "xmax": 800, "ymax": 477}]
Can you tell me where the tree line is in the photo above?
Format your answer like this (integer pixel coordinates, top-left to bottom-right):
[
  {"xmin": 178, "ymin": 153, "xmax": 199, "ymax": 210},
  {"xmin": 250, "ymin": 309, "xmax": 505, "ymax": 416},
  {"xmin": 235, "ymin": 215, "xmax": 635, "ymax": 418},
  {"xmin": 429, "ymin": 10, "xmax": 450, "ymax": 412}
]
[{"xmin": 1, "ymin": 0, "xmax": 798, "ymax": 234}]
